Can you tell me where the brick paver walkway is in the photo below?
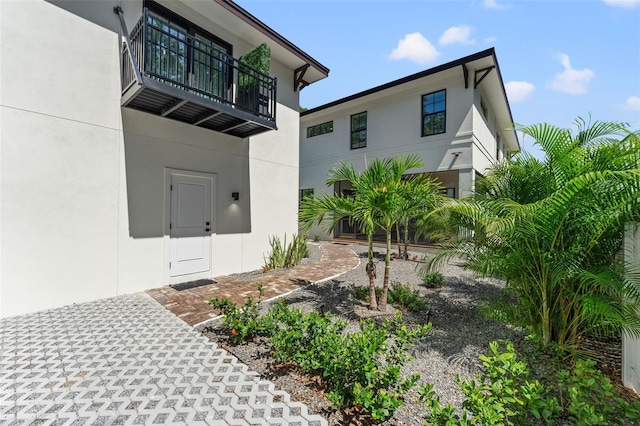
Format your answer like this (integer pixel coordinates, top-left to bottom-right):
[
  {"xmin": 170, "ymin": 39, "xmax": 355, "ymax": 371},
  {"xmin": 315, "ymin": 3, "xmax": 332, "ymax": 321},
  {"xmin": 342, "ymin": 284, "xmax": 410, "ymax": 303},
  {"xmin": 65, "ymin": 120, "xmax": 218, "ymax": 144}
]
[
  {"xmin": 0, "ymin": 293, "xmax": 327, "ymax": 425},
  {"xmin": 147, "ymin": 243, "xmax": 360, "ymax": 326}
]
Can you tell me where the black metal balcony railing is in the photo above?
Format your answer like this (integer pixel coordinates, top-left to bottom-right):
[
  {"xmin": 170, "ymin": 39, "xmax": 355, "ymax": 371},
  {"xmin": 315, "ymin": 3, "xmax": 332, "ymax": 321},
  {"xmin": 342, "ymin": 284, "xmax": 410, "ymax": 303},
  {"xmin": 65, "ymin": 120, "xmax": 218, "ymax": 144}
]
[{"xmin": 120, "ymin": 8, "xmax": 277, "ymax": 138}]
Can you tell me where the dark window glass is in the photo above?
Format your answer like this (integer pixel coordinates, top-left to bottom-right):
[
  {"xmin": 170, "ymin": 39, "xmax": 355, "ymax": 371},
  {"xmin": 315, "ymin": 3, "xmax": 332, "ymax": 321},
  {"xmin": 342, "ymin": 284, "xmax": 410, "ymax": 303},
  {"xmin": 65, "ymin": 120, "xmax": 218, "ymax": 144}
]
[
  {"xmin": 350, "ymin": 112, "xmax": 367, "ymax": 149},
  {"xmin": 422, "ymin": 90, "xmax": 446, "ymax": 136},
  {"xmin": 145, "ymin": 1, "xmax": 232, "ymax": 101},
  {"xmin": 299, "ymin": 188, "xmax": 314, "ymax": 200},
  {"xmin": 307, "ymin": 121, "xmax": 334, "ymax": 138}
]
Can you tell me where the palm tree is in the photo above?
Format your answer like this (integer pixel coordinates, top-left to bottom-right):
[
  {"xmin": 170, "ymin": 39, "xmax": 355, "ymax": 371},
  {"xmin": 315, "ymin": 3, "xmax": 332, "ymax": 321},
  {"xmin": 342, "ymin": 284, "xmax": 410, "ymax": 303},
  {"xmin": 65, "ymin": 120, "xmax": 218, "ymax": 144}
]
[
  {"xmin": 300, "ymin": 154, "xmax": 426, "ymax": 311},
  {"xmin": 299, "ymin": 162, "xmax": 380, "ymax": 309},
  {"xmin": 354, "ymin": 155, "xmax": 424, "ymax": 310},
  {"xmin": 395, "ymin": 174, "xmax": 445, "ymax": 259},
  {"xmin": 427, "ymin": 118, "xmax": 640, "ymax": 352}
]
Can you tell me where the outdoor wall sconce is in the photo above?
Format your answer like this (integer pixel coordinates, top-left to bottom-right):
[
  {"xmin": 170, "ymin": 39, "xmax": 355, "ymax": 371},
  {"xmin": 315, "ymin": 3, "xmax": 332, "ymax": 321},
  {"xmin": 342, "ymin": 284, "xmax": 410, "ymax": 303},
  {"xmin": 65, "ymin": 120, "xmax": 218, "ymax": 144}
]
[{"xmin": 232, "ymin": 192, "xmax": 239, "ymax": 201}]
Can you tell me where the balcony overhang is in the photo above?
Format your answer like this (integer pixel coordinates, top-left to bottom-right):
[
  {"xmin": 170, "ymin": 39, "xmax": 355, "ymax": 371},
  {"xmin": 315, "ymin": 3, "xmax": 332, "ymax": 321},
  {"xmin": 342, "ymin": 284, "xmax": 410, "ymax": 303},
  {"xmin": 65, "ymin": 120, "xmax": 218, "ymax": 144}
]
[{"xmin": 122, "ymin": 78, "xmax": 276, "ymax": 138}]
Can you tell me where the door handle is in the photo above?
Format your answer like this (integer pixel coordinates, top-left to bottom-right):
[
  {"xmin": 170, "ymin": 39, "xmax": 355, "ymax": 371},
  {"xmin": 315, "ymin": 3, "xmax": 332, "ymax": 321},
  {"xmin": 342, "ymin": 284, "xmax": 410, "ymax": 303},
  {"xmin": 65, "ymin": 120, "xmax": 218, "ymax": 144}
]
[{"xmin": 205, "ymin": 228, "xmax": 211, "ymax": 232}]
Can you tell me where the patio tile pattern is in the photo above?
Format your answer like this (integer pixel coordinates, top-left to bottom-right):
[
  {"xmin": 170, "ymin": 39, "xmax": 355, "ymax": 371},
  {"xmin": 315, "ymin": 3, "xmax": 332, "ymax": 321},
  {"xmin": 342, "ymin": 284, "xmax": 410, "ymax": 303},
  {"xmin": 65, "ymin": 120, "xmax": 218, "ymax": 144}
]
[
  {"xmin": 0, "ymin": 293, "xmax": 327, "ymax": 425},
  {"xmin": 147, "ymin": 243, "xmax": 360, "ymax": 326}
]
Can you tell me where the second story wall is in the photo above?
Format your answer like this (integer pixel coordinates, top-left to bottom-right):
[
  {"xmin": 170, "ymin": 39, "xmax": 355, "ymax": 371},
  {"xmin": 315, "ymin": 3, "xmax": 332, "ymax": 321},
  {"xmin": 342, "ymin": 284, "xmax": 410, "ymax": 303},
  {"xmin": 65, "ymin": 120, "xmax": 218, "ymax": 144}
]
[{"xmin": 300, "ymin": 67, "xmax": 483, "ymax": 195}]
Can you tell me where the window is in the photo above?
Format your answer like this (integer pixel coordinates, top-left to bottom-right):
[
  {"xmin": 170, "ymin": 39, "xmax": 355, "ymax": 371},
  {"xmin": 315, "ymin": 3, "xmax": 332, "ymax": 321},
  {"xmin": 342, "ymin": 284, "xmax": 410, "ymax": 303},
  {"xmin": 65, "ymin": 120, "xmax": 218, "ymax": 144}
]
[
  {"xmin": 496, "ymin": 134, "xmax": 501, "ymax": 160},
  {"xmin": 307, "ymin": 121, "xmax": 333, "ymax": 138},
  {"xmin": 481, "ymin": 99, "xmax": 488, "ymax": 119},
  {"xmin": 422, "ymin": 90, "xmax": 446, "ymax": 136},
  {"xmin": 350, "ymin": 112, "xmax": 367, "ymax": 149},
  {"xmin": 299, "ymin": 188, "xmax": 314, "ymax": 200},
  {"xmin": 145, "ymin": 1, "xmax": 232, "ymax": 99}
]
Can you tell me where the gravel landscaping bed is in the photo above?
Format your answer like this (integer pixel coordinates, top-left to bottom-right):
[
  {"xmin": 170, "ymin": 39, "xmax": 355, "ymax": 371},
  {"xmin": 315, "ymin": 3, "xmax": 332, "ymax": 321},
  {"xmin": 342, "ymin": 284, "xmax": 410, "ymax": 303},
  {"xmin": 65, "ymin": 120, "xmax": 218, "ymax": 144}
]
[
  {"xmin": 227, "ymin": 241, "xmax": 323, "ymax": 282},
  {"xmin": 201, "ymin": 242, "xmax": 628, "ymax": 424}
]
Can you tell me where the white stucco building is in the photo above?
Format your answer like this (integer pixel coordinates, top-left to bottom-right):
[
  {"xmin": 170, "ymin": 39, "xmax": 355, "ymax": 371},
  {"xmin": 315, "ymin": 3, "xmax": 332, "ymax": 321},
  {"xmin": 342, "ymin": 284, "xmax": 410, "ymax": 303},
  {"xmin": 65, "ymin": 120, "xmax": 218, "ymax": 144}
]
[
  {"xmin": 299, "ymin": 48, "xmax": 518, "ymax": 240},
  {"xmin": 623, "ymin": 223, "xmax": 640, "ymax": 394},
  {"xmin": 0, "ymin": 0, "xmax": 328, "ymax": 317}
]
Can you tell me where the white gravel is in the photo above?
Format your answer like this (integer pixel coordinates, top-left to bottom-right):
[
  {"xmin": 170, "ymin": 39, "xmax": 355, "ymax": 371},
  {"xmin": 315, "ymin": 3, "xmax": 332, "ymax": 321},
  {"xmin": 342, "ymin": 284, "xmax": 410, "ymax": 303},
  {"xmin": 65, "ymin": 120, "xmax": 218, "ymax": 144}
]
[{"xmin": 204, "ymin": 242, "xmax": 525, "ymax": 424}]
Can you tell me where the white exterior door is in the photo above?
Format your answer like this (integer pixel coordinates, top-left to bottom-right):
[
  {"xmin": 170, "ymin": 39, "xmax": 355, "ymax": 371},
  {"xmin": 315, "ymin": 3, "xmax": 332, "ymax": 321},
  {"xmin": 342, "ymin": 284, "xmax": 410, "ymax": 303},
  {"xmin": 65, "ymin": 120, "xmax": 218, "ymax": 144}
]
[{"xmin": 170, "ymin": 174, "xmax": 212, "ymax": 277}]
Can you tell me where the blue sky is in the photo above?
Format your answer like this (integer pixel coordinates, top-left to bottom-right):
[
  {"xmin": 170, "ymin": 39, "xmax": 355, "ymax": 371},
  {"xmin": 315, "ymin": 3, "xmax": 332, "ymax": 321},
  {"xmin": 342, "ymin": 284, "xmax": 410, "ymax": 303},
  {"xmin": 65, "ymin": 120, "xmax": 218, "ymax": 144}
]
[{"xmin": 238, "ymin": 0, "xmax": 640, "ymax": 158}]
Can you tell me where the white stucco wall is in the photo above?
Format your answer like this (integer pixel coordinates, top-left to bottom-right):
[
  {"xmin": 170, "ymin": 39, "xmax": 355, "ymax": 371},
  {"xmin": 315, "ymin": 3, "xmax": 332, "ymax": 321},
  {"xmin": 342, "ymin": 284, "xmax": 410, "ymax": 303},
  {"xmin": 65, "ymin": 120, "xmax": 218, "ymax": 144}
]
[
  {"xmin": 1, "ymin": 0, "xmax": 124, "ymax": 316},
  {"xmin": 0, "ymin": 0, "xmax": 301, "ymax": 317},
  {"xmin": 623, "ymin": 223, "xmax": 640, "ymax": 394}
]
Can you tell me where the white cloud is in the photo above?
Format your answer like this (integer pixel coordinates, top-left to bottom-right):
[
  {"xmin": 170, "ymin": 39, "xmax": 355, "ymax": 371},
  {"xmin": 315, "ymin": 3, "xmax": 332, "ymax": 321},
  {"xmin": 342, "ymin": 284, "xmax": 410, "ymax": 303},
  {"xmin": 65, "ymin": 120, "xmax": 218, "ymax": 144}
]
[
  {"xmin": 483, "ymin": 0, "xmax": 508, "ymax": 10},
  {"xmin": 624, "ymin": 96, "xmax": 640, "ymax": 111},
  {"xmin": 484, "ymin": 36, "xmax": 498, "ymax": 44},
  {"xmin": 439, "ymin": 25, "xmax": 475, "ymax": 45},
  {"xmin": 550, "ymin": 54, "xmax": 595, "ymax": 95},
  {"xmin": 505, "ymin": 81, "xmax": 535, "ymax": 103},
  {"xmin": 603, "ymin": 0, "xmax": 640, "ymax": 8},
  {"xmin": 389, "ymin": 32, "xmax": 439, "ymax": 65}
]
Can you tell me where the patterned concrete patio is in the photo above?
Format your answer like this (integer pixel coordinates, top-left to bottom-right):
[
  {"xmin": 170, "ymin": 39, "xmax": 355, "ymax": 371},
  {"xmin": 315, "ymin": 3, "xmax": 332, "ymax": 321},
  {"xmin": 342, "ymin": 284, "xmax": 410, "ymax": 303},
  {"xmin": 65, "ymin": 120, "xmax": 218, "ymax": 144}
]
[
  {"xmin": 0, "ymin": 242, "xmax": 361, "ymax": 425},
  {"xmin": 147, "ymin": 243, "xmax": 360, "ymax": 326},
  {"xmin": 0, "ymin": 293, "xmax": 327, "ymax": 425}
]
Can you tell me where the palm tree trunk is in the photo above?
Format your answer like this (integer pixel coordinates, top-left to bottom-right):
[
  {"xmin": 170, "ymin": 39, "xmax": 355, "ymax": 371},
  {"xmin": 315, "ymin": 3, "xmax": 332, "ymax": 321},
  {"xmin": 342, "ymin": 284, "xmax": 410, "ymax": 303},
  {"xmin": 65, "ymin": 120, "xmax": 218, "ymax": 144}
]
[
  {"xmin": 365, "ymin": 233, "xmax": 378, "ymax": 310},
  {"xmin": 395, "ymin": 222, "xmax": 402, "ymax": 258},
  {"xmin": 541, "ymin": 284, "xmax": 551, "ymax": 346},
  {"xmin": 379, "ymin": 230, "xmax": 392, "ymax": 311},
  {"xmin": 403, "ymin": 218, "xmax": 410, "ymax": 260}
]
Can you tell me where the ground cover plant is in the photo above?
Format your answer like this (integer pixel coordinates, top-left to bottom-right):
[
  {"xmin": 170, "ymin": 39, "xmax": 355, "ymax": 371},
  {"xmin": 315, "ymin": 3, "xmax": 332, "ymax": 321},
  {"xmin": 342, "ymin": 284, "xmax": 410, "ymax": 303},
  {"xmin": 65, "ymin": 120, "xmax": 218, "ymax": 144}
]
[
  {"xmin": 353, "ymin": 282, "xmax": 427, "ymax": 312},
  {"xmin": 422, "ymin": 272, "xmax": 445, "ymax": 288}
]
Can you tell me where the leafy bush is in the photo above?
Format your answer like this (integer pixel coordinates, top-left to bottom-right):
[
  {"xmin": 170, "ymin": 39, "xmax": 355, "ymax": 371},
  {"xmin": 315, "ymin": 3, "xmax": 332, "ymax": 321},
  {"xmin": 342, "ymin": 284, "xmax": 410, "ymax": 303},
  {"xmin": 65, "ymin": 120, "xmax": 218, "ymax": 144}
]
[
  {"xmin": 388, "ymin": 282, "xmax": 427, "ymax": 312},
  {"xmin": 263, "ymin": 233, "xmax": 309, "ymax": 270},
  {"xmin": 268, "ymin": 303, "xmax": 431, "ymax": 420},
  {"xmin": 479, "ymin": 289, "xmax": 520, "ymax": 324},
  {"xmin": 419, "ymin": 340, "xmax": 640, "ymax": 425},
  {"xmin": 556, "ymin": 358, "xmax": 640, "ymax": 424},
  {"xmin": 353, "ymin": 282, "xmax": 427, "ymax": 312},
  {"xmin": 353, "ymin": 285, "xmax": 375, "ymax": 302},
  {"xmin": 423, "ymin": 272, "xmax": 445, "ymax": 288},
  {"xmin": 208, "ymin": 284, "xmax": 275, "ymax": 344}
]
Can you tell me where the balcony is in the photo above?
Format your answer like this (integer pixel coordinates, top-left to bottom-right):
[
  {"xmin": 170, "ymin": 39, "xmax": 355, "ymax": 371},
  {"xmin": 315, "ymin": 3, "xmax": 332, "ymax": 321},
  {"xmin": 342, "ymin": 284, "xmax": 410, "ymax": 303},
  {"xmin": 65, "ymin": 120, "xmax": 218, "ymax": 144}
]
[{"xmin": 119, "ymin": 8, "xmax": 277, "ymax": 138}]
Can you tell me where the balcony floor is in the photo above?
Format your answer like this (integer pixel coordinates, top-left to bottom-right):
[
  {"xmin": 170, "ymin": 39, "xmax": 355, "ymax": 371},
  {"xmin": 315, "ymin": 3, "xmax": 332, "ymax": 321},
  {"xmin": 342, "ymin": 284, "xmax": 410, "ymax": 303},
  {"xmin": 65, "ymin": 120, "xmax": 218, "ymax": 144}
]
[{"xmin": 122, "ymin": 77, "xmax": 276, "ymax": 139}]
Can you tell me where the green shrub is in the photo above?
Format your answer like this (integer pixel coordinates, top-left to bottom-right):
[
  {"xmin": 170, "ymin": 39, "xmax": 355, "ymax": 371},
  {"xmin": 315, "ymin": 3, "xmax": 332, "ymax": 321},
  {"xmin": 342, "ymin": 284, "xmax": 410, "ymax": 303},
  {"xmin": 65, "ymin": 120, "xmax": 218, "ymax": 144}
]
[
  {"xmin": 353, "ymin": 285, "xmax": 380, "ymax": 302},
  {"xmin": 419, "ymin": 340, "xmax": 640, "ymax": 425},
  {"xmin": 388, "ymin": 282, "xmax": 427, "ymax": 312},
  {"xmin": 479, "ymin": 289, "xmax": 520, "ymax": 324},
  {"xmin": 313, "ymin": 235, "xmax": 320, "ymax": 242},
  {"xmin": 423, "ymin": 272, "xmax": 445, "ymax": 288},
  {"xmin": 353, "ymin": 283, "xmax": 426, "ymax": 312},
  {"xmin": 263, "ymin": 233, "xmax": 309, "ymax": 270},
  {"xmin": 208, "ymin": 284, "xmax": 275, "ymax": 344},
  {"xmin": 556, "ymin": 358, "xmax": 640, "ymax": 424},
  {"xmin": 268, "ymin": 303, "xmax": 431, "ymax": 420}
]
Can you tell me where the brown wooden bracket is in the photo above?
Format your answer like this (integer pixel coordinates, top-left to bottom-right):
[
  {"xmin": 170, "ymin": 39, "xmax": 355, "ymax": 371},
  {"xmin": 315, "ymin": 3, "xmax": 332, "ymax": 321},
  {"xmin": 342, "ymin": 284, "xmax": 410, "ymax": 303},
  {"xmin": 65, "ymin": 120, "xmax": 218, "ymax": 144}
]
[
  {"xmin": 474, "ymin": 66, "xmax": 495, "ymax": 89},
  {"xmin": 461, "ymin": 63, "xmax": 469, "ymax": 89},
  {"xmin": 294, "ymin": 64, "xmax": 310, "ymax": 92}
]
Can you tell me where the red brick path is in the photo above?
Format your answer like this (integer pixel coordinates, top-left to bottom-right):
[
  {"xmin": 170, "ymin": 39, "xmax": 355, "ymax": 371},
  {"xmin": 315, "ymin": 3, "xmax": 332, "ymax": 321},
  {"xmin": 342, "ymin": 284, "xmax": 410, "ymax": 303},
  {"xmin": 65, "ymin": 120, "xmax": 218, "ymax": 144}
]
[{"xmin": 146, "ymin": 243, "xmax": 359, "ymax": 326}]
